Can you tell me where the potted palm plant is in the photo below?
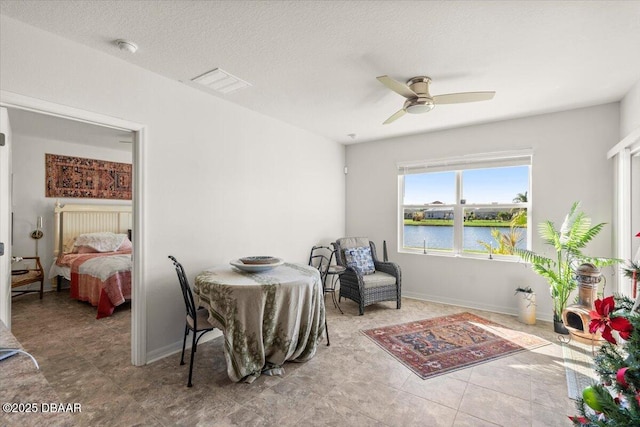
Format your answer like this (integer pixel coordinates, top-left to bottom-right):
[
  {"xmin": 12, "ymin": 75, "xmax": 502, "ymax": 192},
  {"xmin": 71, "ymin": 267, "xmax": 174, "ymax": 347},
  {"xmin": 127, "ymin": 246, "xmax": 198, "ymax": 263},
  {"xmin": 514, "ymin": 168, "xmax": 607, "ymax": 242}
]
[{"xmin": 515, "ymin": 202, "xmax": 617, "ymax": 334}]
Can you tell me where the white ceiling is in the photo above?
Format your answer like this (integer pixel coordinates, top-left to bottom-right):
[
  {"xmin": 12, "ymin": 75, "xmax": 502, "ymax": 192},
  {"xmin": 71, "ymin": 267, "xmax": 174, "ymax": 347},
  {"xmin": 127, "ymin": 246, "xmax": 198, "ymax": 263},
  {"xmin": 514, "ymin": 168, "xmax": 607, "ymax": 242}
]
[{"xmin": 2, "ymin": 1, "xmax": 640, "ymax": 145}]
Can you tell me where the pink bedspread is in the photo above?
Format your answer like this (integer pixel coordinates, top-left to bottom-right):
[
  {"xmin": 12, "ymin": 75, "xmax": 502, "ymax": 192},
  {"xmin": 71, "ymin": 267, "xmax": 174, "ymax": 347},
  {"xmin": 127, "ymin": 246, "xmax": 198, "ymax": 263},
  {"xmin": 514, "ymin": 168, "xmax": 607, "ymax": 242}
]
[{"xmin": 56, "ymin": 251, "xmax": 132, "ymax": 318}]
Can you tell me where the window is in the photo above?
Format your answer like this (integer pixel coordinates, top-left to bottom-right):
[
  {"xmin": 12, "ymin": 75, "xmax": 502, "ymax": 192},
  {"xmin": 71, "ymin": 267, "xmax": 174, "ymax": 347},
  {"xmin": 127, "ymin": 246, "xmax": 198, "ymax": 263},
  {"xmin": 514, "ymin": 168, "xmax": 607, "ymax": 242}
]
[{"xmin": 399, "ymin": 151, "xmax": 531, "ymax": 258}]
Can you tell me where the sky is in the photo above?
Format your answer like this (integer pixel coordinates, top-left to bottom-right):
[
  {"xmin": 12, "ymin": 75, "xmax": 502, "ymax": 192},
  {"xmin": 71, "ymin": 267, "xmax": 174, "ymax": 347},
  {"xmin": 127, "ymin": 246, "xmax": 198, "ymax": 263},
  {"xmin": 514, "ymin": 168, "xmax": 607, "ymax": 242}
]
[{"xmin": 404, "ymin": 165, "xmax": 529, "ymax": 205}]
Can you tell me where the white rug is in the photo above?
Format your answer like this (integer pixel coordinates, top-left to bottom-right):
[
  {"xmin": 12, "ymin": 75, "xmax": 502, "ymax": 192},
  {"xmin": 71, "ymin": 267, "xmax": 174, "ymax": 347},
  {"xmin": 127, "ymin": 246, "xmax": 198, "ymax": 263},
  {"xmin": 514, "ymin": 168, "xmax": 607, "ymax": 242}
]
[{"xmin": 562, "ymin": 341, "xmax": 599, "ymax": 400}]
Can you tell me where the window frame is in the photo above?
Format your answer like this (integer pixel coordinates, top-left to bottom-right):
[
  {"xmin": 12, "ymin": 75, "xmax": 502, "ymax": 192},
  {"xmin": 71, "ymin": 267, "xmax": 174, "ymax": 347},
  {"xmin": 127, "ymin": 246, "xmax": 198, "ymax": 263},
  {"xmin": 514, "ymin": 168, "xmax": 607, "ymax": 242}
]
[{"xmin": 398, "ymin": 151, "xmax": 532, "ymax": 260}]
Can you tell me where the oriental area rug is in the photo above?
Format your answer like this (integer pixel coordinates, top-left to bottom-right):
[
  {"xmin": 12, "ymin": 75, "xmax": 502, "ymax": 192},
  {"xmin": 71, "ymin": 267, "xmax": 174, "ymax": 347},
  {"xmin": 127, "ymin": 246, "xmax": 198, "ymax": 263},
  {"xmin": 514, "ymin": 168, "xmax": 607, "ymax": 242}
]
[
  {"xmin": 45, "ymin": 153, "xmax": 132, "ymax": 200},
  {"xmin": 361, "ymin": 312, "xmax": 549, "ymax": 380}
]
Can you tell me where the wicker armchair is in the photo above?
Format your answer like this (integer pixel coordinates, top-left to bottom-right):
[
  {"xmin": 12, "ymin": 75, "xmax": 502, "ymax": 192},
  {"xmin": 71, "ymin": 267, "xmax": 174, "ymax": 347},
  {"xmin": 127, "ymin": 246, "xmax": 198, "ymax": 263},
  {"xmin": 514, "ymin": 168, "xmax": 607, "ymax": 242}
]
[{"xmin": 333, "ymin": 237, "xmax": 401, "ymax": 315}]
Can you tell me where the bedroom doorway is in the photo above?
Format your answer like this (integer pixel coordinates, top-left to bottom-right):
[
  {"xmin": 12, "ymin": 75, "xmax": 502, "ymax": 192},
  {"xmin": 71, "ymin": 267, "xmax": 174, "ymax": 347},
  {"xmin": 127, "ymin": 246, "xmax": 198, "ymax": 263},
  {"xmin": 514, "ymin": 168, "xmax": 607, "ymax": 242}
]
[{"xmin": 0, "ymin": 95, "xmax": 146, "ymax": 366}]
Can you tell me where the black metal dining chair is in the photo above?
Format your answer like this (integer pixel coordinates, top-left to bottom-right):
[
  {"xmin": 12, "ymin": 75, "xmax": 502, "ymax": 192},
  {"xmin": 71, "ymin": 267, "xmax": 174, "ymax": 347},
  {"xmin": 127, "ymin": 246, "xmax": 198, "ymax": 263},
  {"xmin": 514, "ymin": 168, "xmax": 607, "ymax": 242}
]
[
  {"xmin": 308, "ymin": 245, "xmax": 343, "ymax": 346},
  {"xmin": 168, "ymin": 255, "xmax": 215, "ymax": 387}
]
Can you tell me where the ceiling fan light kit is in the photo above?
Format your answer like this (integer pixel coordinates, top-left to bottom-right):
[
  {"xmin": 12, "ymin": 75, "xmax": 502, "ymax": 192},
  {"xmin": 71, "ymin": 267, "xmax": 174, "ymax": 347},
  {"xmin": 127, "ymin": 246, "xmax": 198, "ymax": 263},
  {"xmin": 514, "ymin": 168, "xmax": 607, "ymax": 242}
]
[
  {"xmin": 405, "ymin": 98, "xmax": 434, "ymax": 114},
  {"xmin": 377, "ymin": 75, "xmax": 495, "ymax": 124}
]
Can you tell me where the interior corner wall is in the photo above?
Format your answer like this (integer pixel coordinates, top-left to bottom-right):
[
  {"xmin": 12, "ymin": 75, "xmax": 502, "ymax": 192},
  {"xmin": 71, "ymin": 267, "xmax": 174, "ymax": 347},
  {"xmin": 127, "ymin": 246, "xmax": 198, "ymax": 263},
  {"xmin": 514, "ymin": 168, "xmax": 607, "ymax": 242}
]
[
  {"xmin": 621, "ymin": 78, "xmax": 640, "ymax": 138},
  {"xmin": 11, "ymin": 133, "xmax": 132, "ymax": 290},
  {"xmin": 345, "ymin": 103, "xmax": 619, "ymax": 321},
  {"xmin": 0, "ymin": 16, "xmax": 346, "ymax": 358}
]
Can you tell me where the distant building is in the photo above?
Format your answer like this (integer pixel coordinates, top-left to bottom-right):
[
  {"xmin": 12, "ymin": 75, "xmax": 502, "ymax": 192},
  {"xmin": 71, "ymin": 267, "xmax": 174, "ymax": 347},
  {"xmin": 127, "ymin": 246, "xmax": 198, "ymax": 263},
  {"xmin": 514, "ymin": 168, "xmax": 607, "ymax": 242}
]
[
  {"xmin": 424, "ymin": 207, "xmax": 453, "ymax": 219},
  {"xmin": 404, "ymin": 205, "xmax": 505, "ymax": 221}
]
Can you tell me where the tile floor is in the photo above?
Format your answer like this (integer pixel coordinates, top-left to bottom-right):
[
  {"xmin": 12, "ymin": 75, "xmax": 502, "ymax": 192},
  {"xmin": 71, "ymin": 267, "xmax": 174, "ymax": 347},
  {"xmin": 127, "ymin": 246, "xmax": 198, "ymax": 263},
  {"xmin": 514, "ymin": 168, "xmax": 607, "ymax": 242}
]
[{"xmin": 10, "ymin": 291, "xmax": 578, "ymax": 426}]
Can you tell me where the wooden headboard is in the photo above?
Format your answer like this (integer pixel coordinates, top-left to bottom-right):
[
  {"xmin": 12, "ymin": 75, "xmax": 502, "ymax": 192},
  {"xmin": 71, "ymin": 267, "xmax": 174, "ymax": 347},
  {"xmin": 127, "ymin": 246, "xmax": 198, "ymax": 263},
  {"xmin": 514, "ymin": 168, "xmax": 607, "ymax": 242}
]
[{"xmin": 53, "ymin": 202, "xmax": 132, "ymax": 256}]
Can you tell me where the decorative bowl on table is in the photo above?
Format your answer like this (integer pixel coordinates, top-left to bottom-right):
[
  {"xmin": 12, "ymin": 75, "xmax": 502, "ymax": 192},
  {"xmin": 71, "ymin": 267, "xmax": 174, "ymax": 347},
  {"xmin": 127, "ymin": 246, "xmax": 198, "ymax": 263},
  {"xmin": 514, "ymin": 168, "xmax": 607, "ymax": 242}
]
[
  {"xmin": 230, "ymin": 257, "xmax": 284, "ymax": 272},
  {"xmin": 239, "ymin": 256, "xmax": 279, "ymax": 265}
]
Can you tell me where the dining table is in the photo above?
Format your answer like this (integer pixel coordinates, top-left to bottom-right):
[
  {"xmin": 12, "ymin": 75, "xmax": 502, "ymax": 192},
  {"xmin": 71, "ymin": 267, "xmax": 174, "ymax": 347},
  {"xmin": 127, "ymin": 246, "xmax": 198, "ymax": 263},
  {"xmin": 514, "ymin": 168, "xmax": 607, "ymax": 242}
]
[{"xmin": 194, "ymin": 262, "xmax": 325, "ymax": 383}]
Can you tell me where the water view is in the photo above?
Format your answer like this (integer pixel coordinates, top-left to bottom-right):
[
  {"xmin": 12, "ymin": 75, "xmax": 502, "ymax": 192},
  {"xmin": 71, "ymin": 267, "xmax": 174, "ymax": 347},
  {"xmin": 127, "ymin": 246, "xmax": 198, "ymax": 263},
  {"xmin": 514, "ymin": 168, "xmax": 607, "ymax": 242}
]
[{"xmin": 404, "ymin": 225, "xmax": 527, "ymax": 253}]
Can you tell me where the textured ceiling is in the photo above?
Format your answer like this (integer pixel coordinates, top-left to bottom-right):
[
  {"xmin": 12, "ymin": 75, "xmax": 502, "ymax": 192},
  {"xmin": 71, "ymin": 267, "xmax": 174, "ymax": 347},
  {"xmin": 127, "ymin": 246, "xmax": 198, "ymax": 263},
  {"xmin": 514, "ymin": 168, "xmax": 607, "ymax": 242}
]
[{"xmin": 2, "ymin": 1, "xmax": 640, "ymax": 144}]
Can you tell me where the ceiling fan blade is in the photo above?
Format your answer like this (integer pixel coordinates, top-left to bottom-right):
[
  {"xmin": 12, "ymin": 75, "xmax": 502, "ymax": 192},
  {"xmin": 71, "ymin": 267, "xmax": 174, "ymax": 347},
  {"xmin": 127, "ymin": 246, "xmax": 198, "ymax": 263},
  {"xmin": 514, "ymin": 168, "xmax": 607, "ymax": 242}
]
[
  {"xmin": 377, "ymin": 75, "xmax": 417, "ymax": 99},
  {"xmin": 433, "ymin": 91, "xmax": 495, "ymax": 105},
  {"xmin": 383, "ymin": 109, "xmax": 406, "ymax": 125}
]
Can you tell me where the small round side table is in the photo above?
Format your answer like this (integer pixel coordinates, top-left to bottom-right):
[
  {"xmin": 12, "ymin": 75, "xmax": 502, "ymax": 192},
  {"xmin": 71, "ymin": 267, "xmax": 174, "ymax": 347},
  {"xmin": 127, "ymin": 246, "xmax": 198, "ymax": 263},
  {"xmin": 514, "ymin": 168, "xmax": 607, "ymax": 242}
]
[{"xmin": 324, "ymin": 264, "xmax": 345, "ymax": 314}]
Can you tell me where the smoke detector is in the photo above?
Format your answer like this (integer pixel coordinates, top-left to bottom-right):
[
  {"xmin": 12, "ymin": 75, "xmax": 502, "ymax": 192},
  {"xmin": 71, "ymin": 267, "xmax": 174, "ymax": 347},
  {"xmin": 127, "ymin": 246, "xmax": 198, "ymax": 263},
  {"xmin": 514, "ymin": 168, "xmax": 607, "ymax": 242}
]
[{"xmin": 115, "ymin": 39, "xmax": 138, "ymax": 54}]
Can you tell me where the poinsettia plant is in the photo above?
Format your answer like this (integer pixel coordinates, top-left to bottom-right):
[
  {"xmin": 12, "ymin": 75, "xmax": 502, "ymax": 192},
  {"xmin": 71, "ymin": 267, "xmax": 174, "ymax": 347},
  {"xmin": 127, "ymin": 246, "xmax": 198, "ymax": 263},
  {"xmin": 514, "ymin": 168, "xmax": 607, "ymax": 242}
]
[{"xmin": 589, "ymin": 296, "xmax": 633, "ymax": 344}]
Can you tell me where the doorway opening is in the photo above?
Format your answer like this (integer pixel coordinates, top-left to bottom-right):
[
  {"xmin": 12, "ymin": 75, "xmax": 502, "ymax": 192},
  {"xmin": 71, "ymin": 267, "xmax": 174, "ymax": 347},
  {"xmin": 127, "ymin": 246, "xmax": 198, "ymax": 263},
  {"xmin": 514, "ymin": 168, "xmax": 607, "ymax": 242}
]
[{"xmin": 0, "ymin": 94, "xmax": 146, "ymax": 366}]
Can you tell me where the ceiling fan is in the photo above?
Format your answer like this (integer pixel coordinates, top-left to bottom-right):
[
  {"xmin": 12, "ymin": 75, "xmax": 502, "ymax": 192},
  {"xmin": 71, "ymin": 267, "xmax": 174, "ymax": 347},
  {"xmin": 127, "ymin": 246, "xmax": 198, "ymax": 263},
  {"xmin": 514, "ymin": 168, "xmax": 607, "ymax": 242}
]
[{"xmin": 377, "ymin": 75, "xmax": 495, "ymax": 125}]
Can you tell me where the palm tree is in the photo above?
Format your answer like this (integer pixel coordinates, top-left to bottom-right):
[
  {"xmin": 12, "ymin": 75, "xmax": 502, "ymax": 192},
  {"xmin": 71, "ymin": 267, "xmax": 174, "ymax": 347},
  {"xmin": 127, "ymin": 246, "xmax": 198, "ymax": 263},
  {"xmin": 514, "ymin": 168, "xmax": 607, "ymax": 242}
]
[
  {"xmin": 513, "ymin": 191, "xmax": 528, "ymax": 203},
  {"xmin": 478, "ymin": 227, "xmax": 524, "ymax": 255},
  {"xmin": 511, "ymin": 191, "xmax": 528, "ymax": 226}
]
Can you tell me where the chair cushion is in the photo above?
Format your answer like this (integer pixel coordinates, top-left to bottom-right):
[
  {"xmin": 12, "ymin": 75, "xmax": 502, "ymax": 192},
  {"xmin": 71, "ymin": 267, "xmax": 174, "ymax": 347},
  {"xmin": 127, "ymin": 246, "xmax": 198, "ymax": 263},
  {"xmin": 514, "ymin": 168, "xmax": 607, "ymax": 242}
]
[
  {"xmin": 11, "ymin": 270, "xmax": 43, "ymax": 287},
  {"xmin": 362, "ymin": 271, "xmax": 397, "ymax": 288},
  {"xmin": 344, "ymin": 246, "xmax": 375, "ymax": 275},
  {"xmin": 187, "ymin": 308, "xmax": 215, "ymax": 331},
  {"xmin": 337, "ymin": 237, "xmax": 370, "ymax": 249}
]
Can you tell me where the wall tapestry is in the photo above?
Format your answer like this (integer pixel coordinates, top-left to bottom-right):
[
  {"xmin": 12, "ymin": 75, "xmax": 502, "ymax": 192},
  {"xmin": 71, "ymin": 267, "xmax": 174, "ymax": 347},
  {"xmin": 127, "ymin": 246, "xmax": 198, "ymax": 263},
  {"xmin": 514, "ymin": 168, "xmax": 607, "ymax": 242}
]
[{"xmin": 45, "ymin": 154, "xmax": 132, "ymax": 200}]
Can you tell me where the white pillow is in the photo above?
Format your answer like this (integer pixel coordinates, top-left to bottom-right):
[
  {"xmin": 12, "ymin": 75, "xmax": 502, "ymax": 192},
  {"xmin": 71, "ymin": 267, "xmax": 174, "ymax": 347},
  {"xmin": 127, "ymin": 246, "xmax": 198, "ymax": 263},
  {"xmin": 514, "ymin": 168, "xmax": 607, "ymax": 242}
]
[
  {"xmin": 63, "ymin": 236, "xmax": 77, "ymax": 253},
  {"xmin": 74, "ymin": 232, "xmax": 127, "ymax": 253}
]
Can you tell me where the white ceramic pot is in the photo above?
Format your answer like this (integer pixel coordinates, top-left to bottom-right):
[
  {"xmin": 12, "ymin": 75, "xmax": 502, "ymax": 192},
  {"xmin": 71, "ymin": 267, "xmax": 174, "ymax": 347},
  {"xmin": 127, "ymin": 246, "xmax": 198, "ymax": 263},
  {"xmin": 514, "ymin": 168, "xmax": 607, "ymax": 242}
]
[{"xmin": 517, "ymin": 292, "xmax": 536, "ymax": 325}]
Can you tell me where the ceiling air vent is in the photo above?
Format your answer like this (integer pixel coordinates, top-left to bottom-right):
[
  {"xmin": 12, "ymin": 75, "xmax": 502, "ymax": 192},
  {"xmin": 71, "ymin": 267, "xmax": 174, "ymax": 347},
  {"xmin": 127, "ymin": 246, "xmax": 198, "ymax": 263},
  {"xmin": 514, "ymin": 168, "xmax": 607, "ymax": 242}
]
[{"xmin": 191, "ymin": 68, "xmax": 251, "ymax": 94}]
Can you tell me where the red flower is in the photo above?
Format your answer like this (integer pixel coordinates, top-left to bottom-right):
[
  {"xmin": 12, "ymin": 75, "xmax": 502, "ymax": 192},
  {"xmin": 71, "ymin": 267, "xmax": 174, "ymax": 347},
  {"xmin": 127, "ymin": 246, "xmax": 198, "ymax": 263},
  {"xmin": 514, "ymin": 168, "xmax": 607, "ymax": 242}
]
[
  {"xmin": 569, "ymin": 415, "xmax": 589, "ymax": 424},
  {"xmin": 589, "ymin": 296, "xmax": 633, "ymax": 344}
]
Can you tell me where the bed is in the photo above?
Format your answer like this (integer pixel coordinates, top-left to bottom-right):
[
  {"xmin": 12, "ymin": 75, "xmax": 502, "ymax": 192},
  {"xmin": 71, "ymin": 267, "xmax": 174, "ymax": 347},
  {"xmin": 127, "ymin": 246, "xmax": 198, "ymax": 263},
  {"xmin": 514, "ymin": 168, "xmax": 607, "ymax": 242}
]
[{"xmin": 49, "ymin": 203, "xmax": 133, "ymax": 318}]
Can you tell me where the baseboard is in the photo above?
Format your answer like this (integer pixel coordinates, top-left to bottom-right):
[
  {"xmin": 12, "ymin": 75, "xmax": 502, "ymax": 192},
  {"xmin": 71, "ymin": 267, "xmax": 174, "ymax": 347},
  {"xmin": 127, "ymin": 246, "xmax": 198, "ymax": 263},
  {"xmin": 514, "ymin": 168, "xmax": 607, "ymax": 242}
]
[
  {"xmin": 145, "ymin": 329, "xmax": 222, "ymax": 364},
  {"xmin": 401, "ymin": 291, "xmax": 554, "ymax": 323}
]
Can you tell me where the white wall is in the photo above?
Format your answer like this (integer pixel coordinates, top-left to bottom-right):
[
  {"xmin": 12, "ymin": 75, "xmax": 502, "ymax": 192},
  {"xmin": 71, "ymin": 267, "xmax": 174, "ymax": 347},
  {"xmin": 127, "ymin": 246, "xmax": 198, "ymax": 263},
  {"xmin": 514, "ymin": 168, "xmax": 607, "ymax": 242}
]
[
  {"xmin": 10, "ymin": 132, "xmax": 132, "ymax": 290},
  {"xmin": 345, "ymin": 104, "xmax": 619, "ymax": 321},
  {"xmin": 621, "ymin": 79, "xmax": 640, "ymax": 138},
  {"xmin": 619, "ymin": 78, "xmax": 640, "ymax": 277},
  {"xmin": 0, "ymin": 16, "xmax": 345, "ymax": 358}
]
